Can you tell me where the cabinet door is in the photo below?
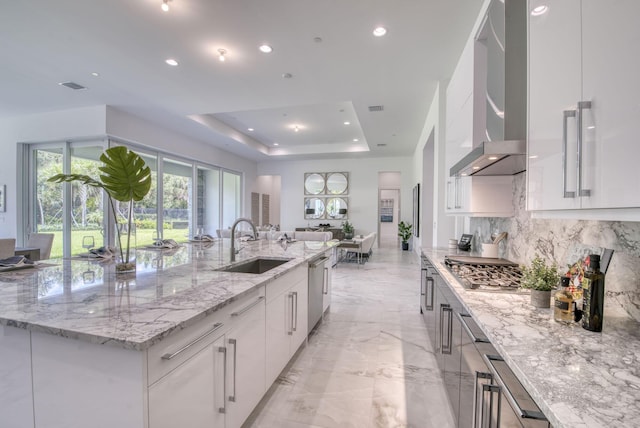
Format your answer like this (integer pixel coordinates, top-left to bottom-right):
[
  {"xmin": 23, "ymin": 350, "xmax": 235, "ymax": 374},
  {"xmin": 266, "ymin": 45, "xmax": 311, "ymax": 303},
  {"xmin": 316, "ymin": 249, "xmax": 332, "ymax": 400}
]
[
  {"xmin": 580, "ymin": 0, "xmax": 640, "ymax": 209},
  {"xmin": 148, "ymin": 334, "xmax": 226, "ymax": 428},
  {"xmin": 265, "ymin": 291, "xmax": 292, "ymax": 385},
  {"xmin": 527, "ymin": 0, "xmax": 582, "ymax": 211},
  {"xmin": 290, "ymin": 278, "xmax": 309, "ymax": 352},
  {"xmin": 322, "ymin": 264, "xmax": 332, "ymax": 314},
  {"xmin": 0, "ymin": 326, "xmax": 33, "ymax": 428},
  {"xmin": 226, "ymin": 296, "xmax": 266, "ymax": 428}
]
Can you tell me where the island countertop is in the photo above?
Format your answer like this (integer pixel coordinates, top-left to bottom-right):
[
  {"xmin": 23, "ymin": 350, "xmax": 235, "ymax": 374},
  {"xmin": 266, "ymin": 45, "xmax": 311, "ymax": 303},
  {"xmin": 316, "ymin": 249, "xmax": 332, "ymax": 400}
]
[
  {"xmin": 0, "ymin": 239, "xmax": 334, "ymax": 351},
  {"xmin": 421, "ymin": 248, "xmax": 640, "ymax": 428}
]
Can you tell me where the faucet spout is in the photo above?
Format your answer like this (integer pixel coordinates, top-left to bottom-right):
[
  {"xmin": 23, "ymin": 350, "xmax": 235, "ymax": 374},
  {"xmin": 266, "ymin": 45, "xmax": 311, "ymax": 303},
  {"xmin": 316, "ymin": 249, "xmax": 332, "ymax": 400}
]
[{"xmin": 230, "ymin": 217, "xmax": 258, "ymax": 262}]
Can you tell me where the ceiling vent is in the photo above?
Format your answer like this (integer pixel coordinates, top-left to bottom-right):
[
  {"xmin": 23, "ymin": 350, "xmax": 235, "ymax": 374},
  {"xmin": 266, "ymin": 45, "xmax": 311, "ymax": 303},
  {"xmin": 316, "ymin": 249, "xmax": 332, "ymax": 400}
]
[
  {"xmin": 58, "ymin": 81, "xmax": 86, "ymax": 90},
  {"xmin": 368, "ymin": 105, "xmax": 384, "ymax": 112}
]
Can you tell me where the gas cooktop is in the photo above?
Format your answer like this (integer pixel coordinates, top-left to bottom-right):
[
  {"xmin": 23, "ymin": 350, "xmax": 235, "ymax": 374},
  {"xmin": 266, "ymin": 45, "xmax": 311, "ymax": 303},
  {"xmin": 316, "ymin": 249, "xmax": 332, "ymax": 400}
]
[{"xmin": 444, "ymin": 255, "xmax": 524, "ymax": 292}]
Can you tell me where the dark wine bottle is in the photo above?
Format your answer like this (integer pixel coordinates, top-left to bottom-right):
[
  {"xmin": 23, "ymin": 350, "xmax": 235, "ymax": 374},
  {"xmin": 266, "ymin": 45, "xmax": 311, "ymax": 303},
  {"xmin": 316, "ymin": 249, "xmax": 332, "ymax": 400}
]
[{"xmin": 582, "ymin": 254, "xmax": 605, "ymax": 332}]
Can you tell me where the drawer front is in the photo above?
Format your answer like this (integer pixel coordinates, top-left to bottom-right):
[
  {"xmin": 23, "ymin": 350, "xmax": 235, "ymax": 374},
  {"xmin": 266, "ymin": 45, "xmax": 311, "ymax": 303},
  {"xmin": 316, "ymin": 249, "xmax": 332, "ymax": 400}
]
[
  {"xmin": 148, "ymin": 286, "xmax": 264, "ymax": 385},
  {"xmin": 265, "ymin": 265, "xmax": 307, "ymax": 303}
]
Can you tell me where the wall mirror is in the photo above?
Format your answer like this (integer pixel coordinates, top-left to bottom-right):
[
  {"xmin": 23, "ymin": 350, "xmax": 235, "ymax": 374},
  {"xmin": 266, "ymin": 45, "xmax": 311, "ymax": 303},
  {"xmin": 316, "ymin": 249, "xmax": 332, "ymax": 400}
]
[
  {"xmin": 326, "ymin": 197, "xmax": 348, "ymax": 219},
  {"xmin": 326, "ymin": 172, "xmax": 348, "ymax": 195},
  {"xmin": 304, "ymin": 198, "xmax": 325, "ymax": 219},
  {"xmin": 304, "ymin": 173, "xmax": 325, "ymax": 195}
]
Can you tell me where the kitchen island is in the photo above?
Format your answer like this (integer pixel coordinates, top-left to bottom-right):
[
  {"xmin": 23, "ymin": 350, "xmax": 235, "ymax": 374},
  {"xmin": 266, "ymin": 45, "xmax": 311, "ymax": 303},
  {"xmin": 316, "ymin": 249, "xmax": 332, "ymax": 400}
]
[
  {"xmin": 422, "ymin": 248, "xmax": 640, "ymax": 428},
  {"xmin": 0, "ymin": 239, "xmax": 335, "ymax": 428}
]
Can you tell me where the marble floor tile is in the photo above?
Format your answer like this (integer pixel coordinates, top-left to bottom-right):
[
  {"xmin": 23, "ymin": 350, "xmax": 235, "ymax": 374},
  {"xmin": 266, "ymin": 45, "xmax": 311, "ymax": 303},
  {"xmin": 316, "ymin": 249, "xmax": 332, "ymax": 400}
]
[{"xmin": 244, "ymin": 247, "xmax": 455, "ymax": 428}]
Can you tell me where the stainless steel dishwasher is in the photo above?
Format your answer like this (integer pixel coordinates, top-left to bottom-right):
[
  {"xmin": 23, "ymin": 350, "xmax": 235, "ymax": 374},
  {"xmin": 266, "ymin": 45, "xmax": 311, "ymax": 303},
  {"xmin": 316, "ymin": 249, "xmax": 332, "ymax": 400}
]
[{"xmin": 308, "ymin": 254, "xmax": 329, "ymax": 333}]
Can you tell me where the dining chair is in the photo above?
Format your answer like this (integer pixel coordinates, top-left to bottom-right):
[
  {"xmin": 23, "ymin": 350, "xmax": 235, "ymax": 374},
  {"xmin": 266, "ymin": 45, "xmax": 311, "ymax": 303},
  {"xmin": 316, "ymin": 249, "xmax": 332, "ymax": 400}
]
[
  {"xmin": 26, "ymin": 233, "xmax": 55, "ymax": 260},
  {"xmin": 0, "ymin": 238, "xmax": 16, "ymax": 259}
]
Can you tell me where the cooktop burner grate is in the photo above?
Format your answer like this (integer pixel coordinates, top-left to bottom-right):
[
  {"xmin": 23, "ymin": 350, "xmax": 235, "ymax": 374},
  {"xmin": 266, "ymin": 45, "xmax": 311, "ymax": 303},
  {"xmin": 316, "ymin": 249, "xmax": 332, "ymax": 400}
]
[{"xmin": 444, "ymin": 257, "xmax": 523, "ymax": 292}]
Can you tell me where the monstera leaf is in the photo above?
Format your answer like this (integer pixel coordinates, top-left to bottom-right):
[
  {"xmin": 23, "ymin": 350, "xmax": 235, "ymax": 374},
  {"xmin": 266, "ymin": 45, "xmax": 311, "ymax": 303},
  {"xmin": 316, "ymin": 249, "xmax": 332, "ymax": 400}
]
[
  {"xmin": 99, "ymin": 146, "xmax": 151, "ymax": 203},
  {"xmin": 48, "ymin": 147, "xmax": 151, "ymax": 267}
]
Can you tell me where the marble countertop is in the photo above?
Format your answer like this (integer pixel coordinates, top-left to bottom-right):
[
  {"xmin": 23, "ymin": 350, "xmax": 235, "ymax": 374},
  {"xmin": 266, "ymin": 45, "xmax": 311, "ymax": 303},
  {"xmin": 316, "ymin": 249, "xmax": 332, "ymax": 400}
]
[
  {"xmin": 421, "ymin": 248, "xmax": 640, "ymax": 428},
  {"xmin": 0, "ymin": 239, "xmax": 334, "ymax": 351}
]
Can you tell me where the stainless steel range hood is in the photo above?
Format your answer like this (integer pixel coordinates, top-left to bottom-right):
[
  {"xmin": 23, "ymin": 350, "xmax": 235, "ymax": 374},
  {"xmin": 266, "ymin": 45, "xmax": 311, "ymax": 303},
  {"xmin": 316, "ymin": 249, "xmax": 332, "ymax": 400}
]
[
  {"xmin": 449, "ymin": 0, "xmax": 527, "ymax": 178},
  {"xmin": 449, "ymin": 139, "xmax": 525, "ymax": 177}
]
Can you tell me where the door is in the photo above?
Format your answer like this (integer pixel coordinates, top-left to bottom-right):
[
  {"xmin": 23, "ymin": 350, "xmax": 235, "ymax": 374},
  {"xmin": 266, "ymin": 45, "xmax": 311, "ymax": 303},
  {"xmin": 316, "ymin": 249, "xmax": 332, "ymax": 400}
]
[
  {"xmin": 580, "ymin": 0, "xmax": 640, "ymax": 209},
  {"xmin": 148, "ymin": 334, "xmax": 226, "ymax": 428},
  {"xmin": 379, "ymin": 189, "xmax": 400, "ymax": 247},
  {"xmin": 527, "ymin": 0, "xmax": 582, "ymax": 211},
  {"xmin": 226, "ymin": 295, "xmax": 266, "ymax": 428}
]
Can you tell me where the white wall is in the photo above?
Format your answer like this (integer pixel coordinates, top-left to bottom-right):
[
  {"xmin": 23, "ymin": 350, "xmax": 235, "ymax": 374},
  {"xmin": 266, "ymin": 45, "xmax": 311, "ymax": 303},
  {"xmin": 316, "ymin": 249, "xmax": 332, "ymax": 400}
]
[
  {"xmin": 0, "ymin": 105, "xmax": 258, "ymax": 238},
  {"xmin": 257, "ymin": 157, "xmax": 413, "ymax": 236}
]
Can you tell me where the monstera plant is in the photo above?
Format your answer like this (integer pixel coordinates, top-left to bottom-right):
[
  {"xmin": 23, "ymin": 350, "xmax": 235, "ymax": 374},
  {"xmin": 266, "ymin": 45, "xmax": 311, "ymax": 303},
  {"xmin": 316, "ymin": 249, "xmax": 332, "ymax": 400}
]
[{"xmin": 48, "ymin": 146, "xmax": 152, "ymax": 273}]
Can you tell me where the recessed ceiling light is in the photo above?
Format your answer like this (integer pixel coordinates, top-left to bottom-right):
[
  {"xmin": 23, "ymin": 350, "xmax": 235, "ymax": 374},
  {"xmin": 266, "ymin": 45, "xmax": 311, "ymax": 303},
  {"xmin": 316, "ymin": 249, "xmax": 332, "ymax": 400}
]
[
  {"xmin": 218, "ymin": 48, "xmax": 227, "ymax": 62},
  {"xmin": 273, "ymin": 143, "xmax": 279, "ymax": 146},
  {"xmin": 373, "ymin": 26, "xmax": 387, "ymax": 37},
  {"xmin": 488, "ymin": 156, "xmax": 498, "ymax": 160},
  {"xmin": 165, "ymin": 58, "xmax": 178, "ymax": 66},
  {"xmin": 353, "ymin": 138, "xmax": 359, "ymax": 142},
  {"xmin": 529, "ymin": 155, "xmax": 539, "ymax": 159},
  {"xmin": 531, "ymin": 5, "xmax": 548, "ymax": 16},
  {"xmin": 343, "ymin": 121, "xmax": 350, "ymax": 125},
  {"xmin": 294, "ymin": 126, "xmax": 300, "ymax": 133},
  {"xmin": 259, "ymin": 44, "xmax": 273, "ymax": 53},
  {"xmin": 461, "ymin": 173, "xmax": 468, "ymax": 177},
  {"xmin": 161, "ymin": 0, "xmax": 171, "ymax": 12},
  {"xmin": 248, "ymin": 128, "xmax": 254, "ymax": 132},
  {"xmin": 472, "ymin": 166, "xmax": 480, "ymax": 170},
  {"xmin": 91, "ymin": 72, "xmax": 99, "ymax": 77}
]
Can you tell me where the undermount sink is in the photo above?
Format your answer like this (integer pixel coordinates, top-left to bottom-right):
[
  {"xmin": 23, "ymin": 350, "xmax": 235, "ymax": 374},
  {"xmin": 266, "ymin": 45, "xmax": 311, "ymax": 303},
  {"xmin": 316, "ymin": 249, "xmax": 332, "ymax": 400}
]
[{"xmin": 216, "ymin": 257, "xmax": 292, "ymax": 274}]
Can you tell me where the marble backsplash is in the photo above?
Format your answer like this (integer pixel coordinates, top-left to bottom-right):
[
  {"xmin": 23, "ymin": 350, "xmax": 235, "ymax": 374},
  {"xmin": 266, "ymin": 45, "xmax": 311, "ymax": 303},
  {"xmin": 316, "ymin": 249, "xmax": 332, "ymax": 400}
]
[{"xmin": 470, "ymin": 173, "xmax": 640, "ymax": 321}]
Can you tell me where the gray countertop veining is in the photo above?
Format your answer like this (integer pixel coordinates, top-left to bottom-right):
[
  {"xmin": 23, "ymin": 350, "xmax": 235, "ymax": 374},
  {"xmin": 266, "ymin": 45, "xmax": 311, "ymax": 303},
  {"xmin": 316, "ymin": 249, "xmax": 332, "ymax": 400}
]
[
  {"xmin": 0, "ymin": 239, "xmax": 334, "ymax": 351},
  {"xmin": 421, "ymin": 248, "xmax": 640, "ymax": 428}
]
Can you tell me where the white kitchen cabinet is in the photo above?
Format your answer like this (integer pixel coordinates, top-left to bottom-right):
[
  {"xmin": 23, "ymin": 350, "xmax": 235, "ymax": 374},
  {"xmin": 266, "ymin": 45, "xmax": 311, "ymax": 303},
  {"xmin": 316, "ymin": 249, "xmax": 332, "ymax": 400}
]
[
  {"xmin": 528, "ymin": 0, "xmax": 640, "ymax": 215},
  {"xmin": 265, "ymin": 265, "xmax": 308, "ymax": 386},
  {"xmin": 225, "ymin": 292, "xmax": 266, "ymax": 428},
  {"xmin": 0, "ymin": 326, "xmax": 34, "ymax": 428},
  {"xmin": 148, "ymin": 334, "xmax": 226, "ymax": 428}
]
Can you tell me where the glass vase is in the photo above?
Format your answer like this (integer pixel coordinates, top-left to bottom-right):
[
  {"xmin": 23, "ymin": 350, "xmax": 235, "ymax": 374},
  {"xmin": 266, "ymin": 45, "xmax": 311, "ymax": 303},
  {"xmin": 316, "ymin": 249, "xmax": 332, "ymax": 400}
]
[{"xmin": 115, "ymin": 222, "xmax": 136, "ymax": 275}]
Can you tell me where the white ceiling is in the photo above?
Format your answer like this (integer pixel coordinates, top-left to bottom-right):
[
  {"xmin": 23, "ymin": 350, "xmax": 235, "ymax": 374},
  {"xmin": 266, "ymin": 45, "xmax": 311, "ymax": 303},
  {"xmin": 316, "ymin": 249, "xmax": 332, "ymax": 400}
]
[{"xmin": 0, "ymin": 0, "xmax": 483, "ymax": 161}]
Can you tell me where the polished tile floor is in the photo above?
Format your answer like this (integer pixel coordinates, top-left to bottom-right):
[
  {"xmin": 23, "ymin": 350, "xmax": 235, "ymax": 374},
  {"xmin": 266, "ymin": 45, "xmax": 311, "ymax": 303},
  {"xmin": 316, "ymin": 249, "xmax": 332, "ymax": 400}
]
[{"xmin": 245, "ymin": 246, "xmax": 456, "ymax": 428}]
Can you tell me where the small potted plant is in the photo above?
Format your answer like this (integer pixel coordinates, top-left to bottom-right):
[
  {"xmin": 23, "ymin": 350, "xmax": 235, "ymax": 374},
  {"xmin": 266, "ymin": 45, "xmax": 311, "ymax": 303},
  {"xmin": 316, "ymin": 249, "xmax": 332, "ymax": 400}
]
[
  {"xmin": 49, "ymin": 146, "xmax": 151, "ymax": 274},
  {"xmin": 398, "ymin": 221, "xmax": 413, "ymax": 251},
  {"xmin": 520, "ymin": 255, "xmax": 560, "ymax": 308},
  {"xmin": 342, "ymin": 220, "xmax": 354, "ymax": 240}
]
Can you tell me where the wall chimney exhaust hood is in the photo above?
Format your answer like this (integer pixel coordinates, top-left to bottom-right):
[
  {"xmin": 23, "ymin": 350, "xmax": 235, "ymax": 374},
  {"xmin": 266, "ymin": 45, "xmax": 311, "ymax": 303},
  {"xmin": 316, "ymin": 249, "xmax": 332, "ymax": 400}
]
[
  {"xmin": 449, "ymin": 0, "xmax": 527, "ymax": 178},
  {"xmin": 450, "ymin": 139, "xmax": 525, "ymax": 177}
]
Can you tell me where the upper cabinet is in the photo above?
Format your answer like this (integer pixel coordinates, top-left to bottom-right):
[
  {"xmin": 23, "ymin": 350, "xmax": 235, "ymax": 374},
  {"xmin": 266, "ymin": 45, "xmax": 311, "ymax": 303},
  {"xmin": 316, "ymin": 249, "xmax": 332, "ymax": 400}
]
[{"xmin": 527, "ymin": 0, "xmax": 640, "ymax": 216}]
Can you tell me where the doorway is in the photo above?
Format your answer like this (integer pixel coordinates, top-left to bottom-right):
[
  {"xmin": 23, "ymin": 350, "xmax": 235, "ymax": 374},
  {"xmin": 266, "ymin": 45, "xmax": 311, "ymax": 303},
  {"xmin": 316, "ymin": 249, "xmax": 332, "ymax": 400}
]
[{"xmin": 378, "ymin": 189, "xmax": 400, "ymax": 247}]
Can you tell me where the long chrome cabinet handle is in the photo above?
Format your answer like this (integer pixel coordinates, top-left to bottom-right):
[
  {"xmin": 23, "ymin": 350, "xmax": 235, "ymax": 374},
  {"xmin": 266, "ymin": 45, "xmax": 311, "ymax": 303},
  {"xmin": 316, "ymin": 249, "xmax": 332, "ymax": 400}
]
[
  {"xmin": 457, "ymin": 313, "xmax": 490, "ymax": 343},
  {"xmin": 292, "ymin": 291, "xmax": 298, "ymax": 332},
  {"xmin": 483, "ymin": 354, "xmax": 548, "ymax": 421},
  {"xmin": 481, "ymin": 383, "xmax": 502, "ymax": 428},
  {"xmin": 442, "ymin": 306, "xmax": 453, "ymax": 355},
  {"xmin": 425, "ymin": 277, "xmax": 434, "ymax": 311},
  {"xmin": 562, "ymin": 109, "xmax": 577, "ymax": 198},
  {"xmin": 323, "ymin": 267, "xmax": 329, "ymax": 294},
  {"xmin": 474, "ymin": 371, "xmax": 493, "ymax": 428},
  {"xmin": 288, "ymin": 293, "xmax": 294, "ymax": 335},
  {"xmin": 218, "ymin": 346, "xmax": 227, "ymax": 414},
  {"xmin": 577, "ymin": 100, "xmax": 592, "ymax": 197},
  {"xmin": 228, "ymin": 338, "xmax": 237, "ymax": 402},
  {"xmin": 439, "ymin": 303, "xmax": 451, "ymax": 353},
  {"xmin": 161, "ymin": 322, "xmax": 224, "ymax": 360},
  {"xmin": 231, "ymin": 296, "xmax": 264, "ymax": 317},
  {"xmin": 446, "ymin": 181, "xmax": 452, "ymax": 209}
]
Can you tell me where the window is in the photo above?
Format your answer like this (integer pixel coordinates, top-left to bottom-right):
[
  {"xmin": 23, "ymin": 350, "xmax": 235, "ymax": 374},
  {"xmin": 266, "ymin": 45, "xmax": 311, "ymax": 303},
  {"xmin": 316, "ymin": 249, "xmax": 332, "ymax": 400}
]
[{"xmin": 21, "ymin": 139, "xmax": 243, "ymax": 259}]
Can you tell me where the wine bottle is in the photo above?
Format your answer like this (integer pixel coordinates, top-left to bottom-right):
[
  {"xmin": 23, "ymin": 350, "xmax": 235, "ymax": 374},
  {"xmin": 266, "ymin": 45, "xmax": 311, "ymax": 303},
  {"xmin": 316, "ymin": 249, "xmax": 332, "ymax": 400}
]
[{"xmin": 582, "ymin": 254, "xmax": 605, "ymax": 332}]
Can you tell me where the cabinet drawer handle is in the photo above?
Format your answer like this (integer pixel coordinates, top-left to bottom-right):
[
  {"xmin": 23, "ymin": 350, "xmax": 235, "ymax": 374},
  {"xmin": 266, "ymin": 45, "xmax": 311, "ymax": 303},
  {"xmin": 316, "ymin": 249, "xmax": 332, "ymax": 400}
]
[
  {"xmin": 442, "ymin": 306, "xmax": 453, "ymax": 355},
  {"xmin": 481, "ymin": 383, "xmax": 502, "ymax": 428},
  {"xmin": 439, "ymin": 303, "xmax": 451, "ymax": 354},
  {"xmin": 231, "ymin": 296, "xmax": 264, "ymax": 317},
  {"xmin": 228, "ymin": 338, "xmax": 237, "ymax": 403},
  {"xmin": 577, "ymin": 100, "xmax": 592, "ymax": 197},
  {"xmin": 218, "ymin": 346, "xmax": 227, "ymax": 414},
  {"xmin": 457, "ymin": 313, "xmax": 490, "ymax": 343},
  {"xmin": 483, "ymin": 354, "xmax": 548, "ymax": 421},
  {"xmin": 474, "ymin": 371, "xmax": 493, "ymax": 428},
  {"xmin": 161, "ymin": 322, "xmax": 224, "ymax": 360},
  {"xmin": 562, "ymin": 109, "xmax": 577, "ymax": 198},
  {"xmin": 425, "ymin": 277, "xmax": 434, "ymax": 311}
]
